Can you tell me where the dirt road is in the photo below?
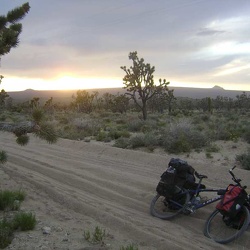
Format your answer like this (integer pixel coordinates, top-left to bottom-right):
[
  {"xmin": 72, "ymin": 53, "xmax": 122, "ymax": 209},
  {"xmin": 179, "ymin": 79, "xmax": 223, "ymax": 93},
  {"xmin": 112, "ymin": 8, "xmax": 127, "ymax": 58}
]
[{"xmin": 0, "ymin": 132, "xmax": 249, "ymax": 249}]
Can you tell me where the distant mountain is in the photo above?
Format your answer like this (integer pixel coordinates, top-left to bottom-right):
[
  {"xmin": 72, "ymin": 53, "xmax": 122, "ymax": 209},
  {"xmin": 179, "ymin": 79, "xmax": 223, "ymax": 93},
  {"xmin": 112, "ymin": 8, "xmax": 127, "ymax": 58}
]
[
  {"xmin": 169, "ymin": 86, "xmax": 248, "ymax": 99},
  {"xmin": 212, "ymin": 85, "xmax": 224, "ymax": 90},
  {"xmin": 6, "ymin": 86, "xmax": 249, "ymax": 103}
]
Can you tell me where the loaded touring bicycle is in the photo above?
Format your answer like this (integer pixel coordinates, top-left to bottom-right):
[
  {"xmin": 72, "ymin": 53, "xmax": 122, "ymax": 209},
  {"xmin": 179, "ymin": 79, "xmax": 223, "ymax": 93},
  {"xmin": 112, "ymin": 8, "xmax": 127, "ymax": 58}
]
[{"xmin": 150, "ymin": 158, "xmax": 250, "ymax": 244}]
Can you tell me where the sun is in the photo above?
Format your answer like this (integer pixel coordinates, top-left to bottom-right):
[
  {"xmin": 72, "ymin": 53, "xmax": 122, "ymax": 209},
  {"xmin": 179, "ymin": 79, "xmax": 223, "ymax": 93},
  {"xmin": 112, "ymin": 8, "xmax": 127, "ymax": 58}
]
[{"xmin": 52, "ymin": 76, "xmax": 84, "ymax": 90}]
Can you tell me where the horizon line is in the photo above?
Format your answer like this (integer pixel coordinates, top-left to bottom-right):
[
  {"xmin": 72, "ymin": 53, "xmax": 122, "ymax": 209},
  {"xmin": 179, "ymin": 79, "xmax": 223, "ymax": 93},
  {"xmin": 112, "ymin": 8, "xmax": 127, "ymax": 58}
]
[{"xmin": 5, "ymin": 85, "xmax": 250, "ymax": 93}]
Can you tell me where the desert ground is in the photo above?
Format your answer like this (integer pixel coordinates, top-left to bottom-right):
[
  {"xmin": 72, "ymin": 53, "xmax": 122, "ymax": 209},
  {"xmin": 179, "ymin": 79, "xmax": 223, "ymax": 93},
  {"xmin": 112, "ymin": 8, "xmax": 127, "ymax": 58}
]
[{"xmin": 0, "ymin": 131, "xmax": 249, "ymax": 250}]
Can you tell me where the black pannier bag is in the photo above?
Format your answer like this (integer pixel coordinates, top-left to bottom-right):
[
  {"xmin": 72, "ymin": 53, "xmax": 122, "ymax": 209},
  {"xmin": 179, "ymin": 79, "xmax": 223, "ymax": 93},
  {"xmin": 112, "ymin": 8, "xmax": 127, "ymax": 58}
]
[
  {"xmin": 156, "ymin": 158, "xmax": 196, "ymax": 198},
  {"xmin": 156, "ymin": 166, "xmax": 177, "ymax": 198},
  {"xmin": 168, "ymin": 158, "xmax": 196, "ymax": 189}
]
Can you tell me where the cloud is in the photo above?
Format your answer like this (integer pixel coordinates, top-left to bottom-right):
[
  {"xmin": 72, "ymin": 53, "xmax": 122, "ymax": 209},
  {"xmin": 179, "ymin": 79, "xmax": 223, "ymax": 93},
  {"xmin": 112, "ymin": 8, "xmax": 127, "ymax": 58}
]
[
  {"xmin": 196, "ymin": 28, "xmax": 225, "ymax": 36},
  {"xmin": 1, "ymin": 0, "xmax": 250, "ymax": 91},
  {"xmin": 213, "ymin": 59, "xmax": 250, "ymax": 76}
]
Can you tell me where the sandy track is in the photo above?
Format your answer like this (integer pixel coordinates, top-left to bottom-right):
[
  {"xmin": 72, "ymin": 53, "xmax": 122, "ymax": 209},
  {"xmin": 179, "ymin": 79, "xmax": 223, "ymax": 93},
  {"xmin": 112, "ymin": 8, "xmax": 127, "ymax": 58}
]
[{"xmin": 0, "ymin": 132, "xmax": 249, "ymax": 250}]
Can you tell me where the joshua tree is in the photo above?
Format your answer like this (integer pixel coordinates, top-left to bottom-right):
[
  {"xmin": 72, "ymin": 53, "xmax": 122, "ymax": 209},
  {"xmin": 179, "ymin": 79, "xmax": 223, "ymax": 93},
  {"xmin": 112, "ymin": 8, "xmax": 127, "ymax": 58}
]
[
  {"xmin": 0, "ymin": 3, "xmax": 57, "ymax": 164},
  {"xmin": 121, "ymin": 51, "xmax": 170, "ymax": 120}
]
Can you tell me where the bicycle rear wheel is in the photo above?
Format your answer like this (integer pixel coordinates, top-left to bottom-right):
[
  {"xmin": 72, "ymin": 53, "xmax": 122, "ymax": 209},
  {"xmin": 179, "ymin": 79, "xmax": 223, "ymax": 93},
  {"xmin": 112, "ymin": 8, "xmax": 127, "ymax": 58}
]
[
  {"xmin": 150, "ymin": 191, "xmax": 190, "ymax": 220},
  {"xmin": 204, "ymin": 206, "xmax": 250, "ymax": 244}
]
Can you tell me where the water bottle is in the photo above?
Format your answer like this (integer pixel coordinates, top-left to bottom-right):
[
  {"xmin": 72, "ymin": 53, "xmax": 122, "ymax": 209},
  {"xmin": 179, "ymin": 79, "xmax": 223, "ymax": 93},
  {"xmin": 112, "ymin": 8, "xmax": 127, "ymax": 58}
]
[{"xmin": 194, "ymin": 196, "xmax": 201, "ymax": 205}]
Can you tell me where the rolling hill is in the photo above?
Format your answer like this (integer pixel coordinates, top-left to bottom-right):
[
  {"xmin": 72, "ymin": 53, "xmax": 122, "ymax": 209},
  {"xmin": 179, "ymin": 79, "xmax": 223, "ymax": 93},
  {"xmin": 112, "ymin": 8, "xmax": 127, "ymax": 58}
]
[{"xmin": 6, "ymin": 86, "xmax": 249, "ymax": 103}]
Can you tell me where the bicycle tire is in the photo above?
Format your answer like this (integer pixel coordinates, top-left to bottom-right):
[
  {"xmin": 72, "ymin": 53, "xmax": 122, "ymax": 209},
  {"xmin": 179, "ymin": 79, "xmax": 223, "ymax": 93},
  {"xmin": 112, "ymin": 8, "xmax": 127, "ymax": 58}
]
[
  {"xmin": 150, "ymin": 192, "xmax": 190, "ymax": 220},
  {"xmin": 204, "ymin": 205, "xmax": 250, "ymax": 244}
]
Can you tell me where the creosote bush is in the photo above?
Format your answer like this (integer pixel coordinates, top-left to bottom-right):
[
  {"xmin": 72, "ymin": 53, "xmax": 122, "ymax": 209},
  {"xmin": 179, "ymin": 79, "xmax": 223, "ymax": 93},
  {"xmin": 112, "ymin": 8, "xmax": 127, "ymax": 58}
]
[
  {"xmin": 113, "ymin": 137, "xmax": 130, "ymax": 149},
  {"xmin": 129, "ymin": 134, "xmax": 145, "ymax": 149},
  {"xmin": 236, "ymin": 150, "xmax": 250, "ymax": 170},
  {"xmin": 160, "ymin": 120, "xmax": 208, "ymax": 153}
]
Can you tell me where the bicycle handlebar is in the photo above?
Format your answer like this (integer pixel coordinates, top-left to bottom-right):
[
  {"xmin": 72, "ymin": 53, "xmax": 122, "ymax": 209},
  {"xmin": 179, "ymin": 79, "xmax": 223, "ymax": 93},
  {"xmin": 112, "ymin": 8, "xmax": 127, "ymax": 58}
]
[
  {"xmin": 229, "ymin": 166, "xmax": 243, "ymax": 187},
  {"xmin": 194, "ymin": 167, "xmax": 245, "ymax": 188}
]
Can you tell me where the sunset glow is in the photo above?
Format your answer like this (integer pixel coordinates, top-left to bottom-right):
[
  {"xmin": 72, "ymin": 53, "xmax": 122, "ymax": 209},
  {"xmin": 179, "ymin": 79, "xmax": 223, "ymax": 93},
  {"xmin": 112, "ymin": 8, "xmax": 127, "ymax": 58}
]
[
  {"xmin": 2, "ymin": 75, "xmax": 250, "ymax": 93},
  {"xmin": 1, "ymin": 76, "xmax": 124, "ymax": 92}
]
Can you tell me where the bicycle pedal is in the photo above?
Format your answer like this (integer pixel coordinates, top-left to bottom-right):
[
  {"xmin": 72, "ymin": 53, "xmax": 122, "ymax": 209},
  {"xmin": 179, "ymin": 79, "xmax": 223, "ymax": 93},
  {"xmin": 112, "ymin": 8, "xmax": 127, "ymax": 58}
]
[{"xmin": 183, "ymin": 205, "xmax": 195, "ymax": 214}]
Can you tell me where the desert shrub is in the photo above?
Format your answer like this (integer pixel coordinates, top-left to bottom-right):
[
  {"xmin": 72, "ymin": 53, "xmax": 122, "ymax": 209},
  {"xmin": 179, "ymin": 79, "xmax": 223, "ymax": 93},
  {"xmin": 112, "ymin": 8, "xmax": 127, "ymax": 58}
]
[
  {"xmin": 129, "ymin": 134, "xmax": 145, "ymax": 149},
  {"xmin": 206, "ymin": 152, "xmax": 213, "ymax": 159},
  {"xmin": 113, "ymin": 138, "xmax": 130, "ymax": 149},
  {"xmin": 189, "ymin": 130, "xmax": 208, "ymax": 148},
  {"xmin": 140, "ymin": 124, "xmax": 151, "ymax": 133},
  {"xmin": 58, "ymin": 118, "xmax": 104, "ymax": 140},
  {"xmin": 206, "ymin": 143, "xmax": 220, "ymax": 153},
  {"xmin": 157, "ymin": 120, "xmax": 166, "ymax": 127},
  {"xmin": 12, "ymin": 212, "xmax": 36, "ymax": 231},
  {"xmin": 0, "ymin": 114, "xmax": 6, "ymax": 121},
  {"xmin": 103, "ymin": 118, "xmax": 111, "ymax": 123},
  {"xmin": 127, "ymin": 120, "xmax": 145, "ymax": 132},
  {"xmin": 96, "ymin": 131, "xmax": 111, "ymax": 142},
  {"xmin": 215, "ymin": 128, "xmax": 231, "ymax": 141},
  {"xmin": 242, "ymin": 126, "xmax": 250, "ymax": 143},
  {"xmin": 97, "ymin": 111, "xmax": 113, "ymax": 118},
  {"xmin": 116, "ymin": 123, "xmax": 129, "ymax": 131},
  {"xmin": 0, "ymin": 219, "xmax": 13, "ymax": 249},
  {"xmin": 73, "ymin": 118, "xmax": 102, "ymax": 135},
  {"xmin": 236, "ymin": 150, "xmax": 250, "ymax": 170},
  {"xmin": 207, "ymin": 113, "xmax": 250, "ymax": 142},
  {"xmin": 59, "ymin": 116, "xmax": 69, "ymax": 125},
  {"xmin": 160, "ymin": 119, "xmax": 208, "ymax": 153},
  {"xmin": 182, "ymin": 109, "xmax": 193, "ymax": 116},
  {"xmin": 84, "ymin": 226, "xmax": 106, "ymax": 244},
  {"xmin": 0, "ymin": 151, "xmax": 7, "ymax": 164},
  {"xmin": 163, "ymin": 133, "xmax": 191, "ymax": 153},
  {"xmin": 0, "ymin": 190, "xmax": 25, "ymax": 211},
  {"xmin": 191, "ymin": 114, "xmax": 210, "ymax": 127},
  {"xmin": 115, "ymin": 118, "xmax": 127, "ymax": 125},
  {"xmin": 108, "ymin": 129, "xmax": 130, "ymax": 140},
  {"xmin": 169, "ymin": 109, "xmax": 182, "ymax": 116},
  {"xmin": 208, "ymin": 120, "xmax": 232, "ymax": 141},
  {"xmin": 143, "ymin": 121, "xmax": 159, "ymax": 134},
  {"xmin": 120, "ymin": 244, "xmax": 139, "ymax": 250},
  {"xmin": 223, "ymin": 111, "xmax": 237, "ymax": 119},
  {"xmin": 144, "ymin": 132, "xmax": 160, "ymax": 148},
  {"xmin": 58, "ymin": 126, "xmax": 88, "ymax": 140},
  {"xmin": 200, "ymin": 114, "xmax": 210, "ymax": 122}
]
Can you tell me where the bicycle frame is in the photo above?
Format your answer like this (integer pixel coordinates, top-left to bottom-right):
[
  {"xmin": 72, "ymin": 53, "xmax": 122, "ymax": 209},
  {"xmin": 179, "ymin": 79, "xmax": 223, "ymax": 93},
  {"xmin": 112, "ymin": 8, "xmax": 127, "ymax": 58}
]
[
  {"xmin": 173, "ymin": 174, "xmax": 226, "ymax": 213},
  {"xmin": 189, "ymin": 188, "xmax": 222, "ymax": 210}
]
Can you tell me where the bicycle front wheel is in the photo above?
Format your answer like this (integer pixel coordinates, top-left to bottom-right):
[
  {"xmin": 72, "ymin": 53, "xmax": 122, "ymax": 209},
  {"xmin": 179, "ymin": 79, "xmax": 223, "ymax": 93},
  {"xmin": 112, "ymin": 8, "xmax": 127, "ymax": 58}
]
[
  {"xmin": 150, "ymin": 192, "xmax": 190, "ymax": 220},
  {"xmin": 204, "ymin": 206, "xmax": 250, "ymax": 244}
]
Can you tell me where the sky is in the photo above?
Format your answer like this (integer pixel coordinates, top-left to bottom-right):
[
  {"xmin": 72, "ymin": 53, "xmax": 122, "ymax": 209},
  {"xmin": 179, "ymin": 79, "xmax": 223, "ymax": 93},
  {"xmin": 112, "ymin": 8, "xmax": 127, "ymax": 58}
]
[{"xmin": 1, "ymin": 0, "xmax": 250, "ymax": 92}]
